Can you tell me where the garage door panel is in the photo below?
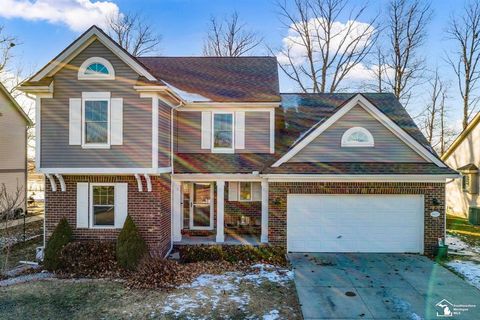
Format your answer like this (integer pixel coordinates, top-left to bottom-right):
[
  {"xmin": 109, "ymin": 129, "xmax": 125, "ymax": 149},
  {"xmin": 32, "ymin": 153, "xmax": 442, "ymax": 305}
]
[{"xmin": 287, "ymin": 194, "xmax": 424, "ymax": 253}]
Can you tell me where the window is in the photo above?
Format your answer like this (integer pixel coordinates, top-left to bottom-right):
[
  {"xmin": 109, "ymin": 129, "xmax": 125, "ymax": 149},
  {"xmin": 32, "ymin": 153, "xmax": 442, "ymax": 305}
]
[
  {"xmin": 91, "ymin": 185, "xmax": 115, "ymax": 227},
  {"xmin": 84, "ymin": 99, "xmax": 109, "ymax": 146},
  {"xmin": 341, "ymin": 127, "xmax": 374, "ymax": 147},
  {"xmin": 212, "ymin": 112, "xmax": 234, "ymax": 152},
  {"xmin": 462, "ymin": 174, "xmax": 470, "ymax": 192},
  {"xmin": 239, "ymin": 182, "xmax": 252, "ymax": 201},
  {"xmin": 78, "ymin": 57, "xmax": 115, "ymax": 80}
]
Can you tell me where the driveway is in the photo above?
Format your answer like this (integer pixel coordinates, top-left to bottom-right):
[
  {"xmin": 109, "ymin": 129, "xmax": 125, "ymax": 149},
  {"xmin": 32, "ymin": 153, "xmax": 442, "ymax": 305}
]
[{"xmin": 289, "ymin": 253, "xmax": 480, "ymax": 319}]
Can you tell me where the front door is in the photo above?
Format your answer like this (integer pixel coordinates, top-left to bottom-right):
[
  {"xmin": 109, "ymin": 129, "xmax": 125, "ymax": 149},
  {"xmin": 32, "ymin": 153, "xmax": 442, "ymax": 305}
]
[{"xmin": 190, "ymin": 182, "xmax": 213, "ymax": 230}]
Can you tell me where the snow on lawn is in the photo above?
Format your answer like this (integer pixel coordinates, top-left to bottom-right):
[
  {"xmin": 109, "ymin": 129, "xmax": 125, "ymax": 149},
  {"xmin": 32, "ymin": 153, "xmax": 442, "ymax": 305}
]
[
  {"xmin": 447, "ymin": 260, "xmax": 480, "ymax": 290},
  {"xmin": 160, "ymin": 264, "xmax": 293, "ymax": 318},
  {"xmin": 446, "ymin": 234, "xmax": 480, "ymax": 254}
]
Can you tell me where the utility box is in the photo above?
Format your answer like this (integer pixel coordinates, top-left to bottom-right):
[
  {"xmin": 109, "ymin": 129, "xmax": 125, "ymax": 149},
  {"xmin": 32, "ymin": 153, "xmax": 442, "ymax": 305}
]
[{"xmin": 468, "ymin": 207, "xmax": 480, "ymax": 226}]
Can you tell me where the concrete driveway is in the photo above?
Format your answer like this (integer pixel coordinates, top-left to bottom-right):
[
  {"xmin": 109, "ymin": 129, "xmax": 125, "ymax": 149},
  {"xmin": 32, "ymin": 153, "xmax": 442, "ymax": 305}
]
[{"xmin": 289, "ymin": 253, "xmax": 480, "ymax": 319}]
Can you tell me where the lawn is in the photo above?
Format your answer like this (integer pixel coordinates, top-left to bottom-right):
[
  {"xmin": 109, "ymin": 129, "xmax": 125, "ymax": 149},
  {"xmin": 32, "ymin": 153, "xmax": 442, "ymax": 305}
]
[
  {"xmin": 0, "ymin": 266, "xmax": 301, "ymax": 320},
  {"xmin": 447, "ymin": 214, "xmax": 480, "ymax": 243}
]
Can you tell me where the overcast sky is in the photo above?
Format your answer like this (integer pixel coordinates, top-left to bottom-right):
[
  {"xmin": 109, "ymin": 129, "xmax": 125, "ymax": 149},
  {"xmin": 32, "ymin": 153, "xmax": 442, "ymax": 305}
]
[{"xmin": 0, "ymin": 0, "xmax": 469, "ymax": 132}]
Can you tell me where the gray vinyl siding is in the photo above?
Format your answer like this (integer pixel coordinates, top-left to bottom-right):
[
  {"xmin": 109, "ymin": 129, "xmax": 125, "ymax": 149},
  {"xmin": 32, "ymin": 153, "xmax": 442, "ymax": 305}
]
[
  {"xmin": 175, "ymin": 111, "xmax": 271, "ymax": 153},
  {"xmin": 289, "ymin": 105, "xmax": 427, "ymax": 163},
  {"xmin": 41, "ymin": 40, "xmax": 153, "ymax": 168},
  {"xmin": 158, "ymin": 100, "xmax": 171, "ymax": 167}
]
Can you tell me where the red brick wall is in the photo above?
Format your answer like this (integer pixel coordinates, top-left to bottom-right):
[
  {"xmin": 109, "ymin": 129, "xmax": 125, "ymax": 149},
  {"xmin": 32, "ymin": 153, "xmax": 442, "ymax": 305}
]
[
  {"xmin": 45, "ymin": 174, "xmax": 171, "ymax": 257},
  {"xmin": 268, "ymin": 182, "xmax": 445, "ymax": 256}
]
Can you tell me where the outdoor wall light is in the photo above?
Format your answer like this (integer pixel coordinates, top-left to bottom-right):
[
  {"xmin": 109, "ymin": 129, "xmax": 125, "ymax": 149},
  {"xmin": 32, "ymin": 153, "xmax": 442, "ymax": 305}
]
[{"xmin": 432, "ymin": 198, "xmax": 441, "ymax": 206}]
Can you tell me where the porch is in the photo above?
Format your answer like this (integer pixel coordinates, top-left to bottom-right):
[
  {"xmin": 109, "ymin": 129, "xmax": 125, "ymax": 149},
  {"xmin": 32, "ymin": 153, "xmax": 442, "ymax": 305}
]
[{"xmin": 172, "ymin": 176, "xmax": 268, "ymax": 245}]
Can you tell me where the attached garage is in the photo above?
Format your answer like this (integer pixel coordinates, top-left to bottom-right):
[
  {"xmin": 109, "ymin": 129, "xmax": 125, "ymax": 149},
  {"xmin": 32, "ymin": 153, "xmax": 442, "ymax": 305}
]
[{"xmin": 287, "ymin": 194, "xmax": 424, "ymax": 253}]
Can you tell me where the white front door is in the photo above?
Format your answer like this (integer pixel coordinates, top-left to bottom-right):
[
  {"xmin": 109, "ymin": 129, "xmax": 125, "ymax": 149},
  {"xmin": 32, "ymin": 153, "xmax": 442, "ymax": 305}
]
[
  {"xmin": 189, "ymin": 182, "xmax": 214, "ymax": 230},
  {"xmin": 287, "ymin": 194, "xmax": 424, "ymax": 253}
]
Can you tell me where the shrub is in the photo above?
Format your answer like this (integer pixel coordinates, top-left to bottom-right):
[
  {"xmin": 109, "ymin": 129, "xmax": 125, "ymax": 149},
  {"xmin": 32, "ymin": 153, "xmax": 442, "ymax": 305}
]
[
  {"xmin": 178, "ymin": 245, "xmax": 287, "ymax": 266},
  {"xmin": 128, "ymin": 257, "xmax": 182, "ymax": 289},
  {"xmin": 59, "ymin": 241, "xmax": 121, "ymax": 277},
  {"xmin": 116, "ymin": 216, "xmax": 147, "ymax": 270},
  {"xmin": 43, "ymin": 218, "xmax": 73, "ymax": 270}
]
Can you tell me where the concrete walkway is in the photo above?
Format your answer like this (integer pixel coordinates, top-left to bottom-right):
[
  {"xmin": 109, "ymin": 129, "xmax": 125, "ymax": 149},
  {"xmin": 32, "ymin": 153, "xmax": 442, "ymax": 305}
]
[
  {"xmin": 290, "ymin": 253, "xmax": 480, "ymax": 319},
  {"xmin": 0, "ymin": 214, "xmax": 44, "ymax": 230}
]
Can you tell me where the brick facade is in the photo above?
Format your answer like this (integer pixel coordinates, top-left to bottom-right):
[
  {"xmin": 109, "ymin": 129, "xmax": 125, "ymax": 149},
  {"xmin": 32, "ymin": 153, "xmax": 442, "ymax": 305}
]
[
  {"xmin": 45, "ymin": 174, "xmax": 171, "ymax": 257},
  {"xmin": 268, "ymin": 181, "xmax": 445, "ymax": 256}
]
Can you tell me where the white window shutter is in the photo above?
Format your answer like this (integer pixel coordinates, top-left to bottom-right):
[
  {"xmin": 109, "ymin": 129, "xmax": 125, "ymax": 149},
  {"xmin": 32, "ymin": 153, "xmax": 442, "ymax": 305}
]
[
  {"xmin": 235, "ymin": 111, "xmax": 245, "ymax": 149},
  {"xmin": 252, "ymin": 182, "xmax": 262, "ymax": 201},
  {"xmin": 69, "ymin": 98, "xmax": 82, "ymax": 145},
  {"xmin": 201, "ymin": 111, "xmax": 211, "ymax": 149},
  {"xmin": 111, "ymin": 98, "xmax": 123, "ymax": 145},
  {"xmin": 114, "ymin": 183, "xmax": 128, "ymax": 228},
  {"xmin": 76, "ymin": 182, "xmax": 89, "ymax": 228},
  {"xmin": 228, "ymin": 182, "xmax": 239, "ymax": 201}
]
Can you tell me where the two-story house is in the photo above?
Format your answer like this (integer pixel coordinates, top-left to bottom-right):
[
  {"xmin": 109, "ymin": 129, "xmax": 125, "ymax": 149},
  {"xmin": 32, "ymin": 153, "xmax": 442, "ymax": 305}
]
[
  {"xmin": 0, "ymin": 82, "xmax": 32, "ymax": 214},
  {"xmin": 20, "ymin": 26, "xmax": 457, "ymax": 257}
]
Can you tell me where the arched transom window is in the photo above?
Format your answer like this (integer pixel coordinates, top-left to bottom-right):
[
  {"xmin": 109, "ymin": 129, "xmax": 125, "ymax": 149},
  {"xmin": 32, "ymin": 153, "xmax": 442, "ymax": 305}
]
[
  {"xmin": 341, "ymin": 127, "xmax": 374, "ymax": 147},
  {"xmin": 78, "ymin": 57, "xmax": 115, "ymax": 80}
]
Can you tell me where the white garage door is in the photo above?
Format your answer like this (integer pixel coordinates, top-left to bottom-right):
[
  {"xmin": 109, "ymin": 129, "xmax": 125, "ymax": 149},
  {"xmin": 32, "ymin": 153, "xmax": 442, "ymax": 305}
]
[{"xmin": 287, "ymin": 194, "xmax": 424, "ymax": 253}]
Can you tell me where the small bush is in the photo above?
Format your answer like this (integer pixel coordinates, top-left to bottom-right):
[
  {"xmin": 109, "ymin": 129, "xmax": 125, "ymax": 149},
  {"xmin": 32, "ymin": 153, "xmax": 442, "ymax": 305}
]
[
  {"xmin": 128, "ymin": 257, "xmax": 182, "ymax": 289},
  {"xmin": 59, "ymin": 241, "xmax": 121, "ymax": 277},
  {"xmin": 178, "ymin": 245, "xmax": 287, "ymax": 266},
  {"xmin": 116, "ymin": 216, "xmax": 147, "ymax": 270},
  {"xmin": 43, "ymin": 218, "xmax": 73, "ymax": 270}
]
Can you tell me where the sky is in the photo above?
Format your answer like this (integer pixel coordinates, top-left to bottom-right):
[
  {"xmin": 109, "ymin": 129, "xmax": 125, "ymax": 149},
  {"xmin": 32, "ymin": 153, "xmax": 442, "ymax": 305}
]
[{"xmin": 0, "ymin": 0, "xmax": 470, "ymax": 134}]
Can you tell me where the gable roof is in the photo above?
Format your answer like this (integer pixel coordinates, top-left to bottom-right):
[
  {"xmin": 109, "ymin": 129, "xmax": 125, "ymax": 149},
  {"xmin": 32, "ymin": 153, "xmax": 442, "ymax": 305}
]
[
  {"xmin": 0, "ymin": 82, "xmax": 32, "ymax": 125},
  {"xmin": 441, "ymin": 111, "xmax": 480, "ymax": 161},
  {"xmin": 273, "ymin": 93, "xmax": 446, "ymax": 168},
  {"xmin": 23, "ymin": 25, "xmax": 156, "ymax": 87},
  {"xmin": 137, "ymin": 57, "xmax": 280, "ymax": 102}
]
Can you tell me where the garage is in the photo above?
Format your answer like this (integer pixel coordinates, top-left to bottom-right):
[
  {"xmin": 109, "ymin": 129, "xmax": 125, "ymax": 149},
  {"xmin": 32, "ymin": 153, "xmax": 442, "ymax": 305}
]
[{"xmin": 287, "ymin": 194, "xmax": 424, "ymax": 253}]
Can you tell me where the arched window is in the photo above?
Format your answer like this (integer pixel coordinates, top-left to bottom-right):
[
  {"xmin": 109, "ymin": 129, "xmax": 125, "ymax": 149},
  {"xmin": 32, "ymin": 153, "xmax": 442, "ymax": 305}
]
[
  {"xmin": 78, "ymin": 57, "xmax": 115, "ymax": 80},
  {"xmin": 341, "ymin": 127, "xmax": 374, "ymax": 147}
]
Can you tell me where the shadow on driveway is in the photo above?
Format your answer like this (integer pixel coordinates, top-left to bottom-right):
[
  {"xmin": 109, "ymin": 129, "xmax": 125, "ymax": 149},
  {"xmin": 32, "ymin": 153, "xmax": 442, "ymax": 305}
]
[{"xmin": 289, "ymin": 253, "xmax": 480, "ymax": 319}]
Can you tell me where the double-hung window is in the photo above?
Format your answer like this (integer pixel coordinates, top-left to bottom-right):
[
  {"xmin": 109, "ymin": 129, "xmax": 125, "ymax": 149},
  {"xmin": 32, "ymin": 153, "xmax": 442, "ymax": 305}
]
[
  {"xmin": 239, "ymin": 182, "xmax": 252, "ymax": 201},
  {"xmin": 212, "ymin": 112, "xmax": 234, "ymax": 152},
  {"xmin": 82, "ymin": 92, "xmax": 111, "ymax": 148},
  {"xmin": 91, "ymin": 184, "xmax": 115, "ymax": 227}
]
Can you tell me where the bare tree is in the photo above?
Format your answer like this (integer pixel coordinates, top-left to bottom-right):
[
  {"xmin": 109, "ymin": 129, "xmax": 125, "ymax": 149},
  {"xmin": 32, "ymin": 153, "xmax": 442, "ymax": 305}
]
[
  {"xmin": 0, "ymin": 182, "xmax": 24, "ymax": 273},
  {"xmin": 275, "ymin": 0, "xmax": 379, "ymax": 93},
  {"xmin": 0, "ymin": 25, "xmax": 17, "ymax": 75},
  {"xmin": 446, "ymin": 0, "xmax": 480, "ymax": 129},
  {"xmin": 423, "ymin": 70, "xmax": 444, "ymax": 144},
  {"xmin": 203, "ymin": 11, "xmax": 263, "ymax": 57},
  {"xmin": 381, "ymin": 0, "xmax": 432, "ymax": 105},
  {"xmin": 107, "ymin": 12, "xmax": 161, "ymax": 56}
]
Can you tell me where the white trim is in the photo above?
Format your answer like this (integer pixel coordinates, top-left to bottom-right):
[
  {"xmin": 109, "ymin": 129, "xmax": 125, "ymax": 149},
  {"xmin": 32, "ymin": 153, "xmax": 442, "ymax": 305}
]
[
  {"xmin": 152, "ymin": 96, "xmax": 159, "ymax": 169},
  {"xmin": 212, "ymin": 111, "xmax": 235, "ymax": 153},
  {"xmin": 178, "ymin": 107, "xmax": 275, "ymax": 112},
  {"xmin": 31, "ymin": 27, "xmax": 156, "ymax": 82},
  {"xmin": 262, "ymin": 174, "xmax": 460, "ymax": 182},
  {"xmin": 89, "ymin": 183, "xmax": 116, "ymax": 229},
  {"xmin": 81, "ymin": 94, "xmax": 111, "ymax": 149},
  {"xmin": 261, "ymin": 180, "xmax": 268, "ymax": 243},
  {"xmin": 45, "ymin": 174, "xmax": 57, "ymax": 192},
  {"xmin": 134, "ymin": 174, "xmax": 143, "ymax": 192},
  {"xmin": 270, "ymin": 109, "xmax": 275, "ymax": 154},
  {"xmin": 38, "ymin": 167, "xmax": 172, "ymax": 174},
  {"xmin": 180, "ymin": 102, "xmax": 280, "ymax": 109},
  {"xmin": 55, "ymin": 174, "xmax": 66, "ymax": 192},
  {"xmin": 78, "ymin": 57, "xmax": 115, "ymax": 80},
  {"xmin": 144, "ymin": 174, "xmax": 152, "ymax": 192},
  {"xmin": 216, "ymin": 180, "xmax": 225, "ymax": 242},
  {"xmin": 35, "ymin": 96, "xmax": 42, "ymax": 170},
  {"xmin": 172, "ymin": 173, "xmax": 263, "ymax": 182},
  {"xmin": 238, "ymin": 181, "xmax": 254, "ymax": 202},
  {"xmin": 189, "ymin": 182, "xmax": 214, "ymax": 231},
  {"xmin": 272, "ymin": 94, "xmax": 445, "ymax": 167},
  {"xmin": 172, "ymin": 180, "xmax": 182, "ymax": 241},
  {"xmin": 341, "ymin": 127, "xmax": 374, "ymax": 147}
]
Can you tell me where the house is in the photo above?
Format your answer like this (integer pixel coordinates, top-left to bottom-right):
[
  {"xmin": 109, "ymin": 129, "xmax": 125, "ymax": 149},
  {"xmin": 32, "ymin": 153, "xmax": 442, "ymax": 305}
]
[
  {"xmin": 441, "ymin": 113, "xmax": 480, "ymax": 218},
  {"xmin": 20, "ymin": 26, "xmax": 457, "ymax": 257},
  {"xmin": 0, "ymin": 82, "xmax": 32, "ymax": 214}
]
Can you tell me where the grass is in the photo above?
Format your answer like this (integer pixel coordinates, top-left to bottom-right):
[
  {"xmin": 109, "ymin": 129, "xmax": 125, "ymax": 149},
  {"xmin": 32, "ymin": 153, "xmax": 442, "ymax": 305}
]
[
  {"xmin": 446, "ymin": 214, "xmax": 480, "ymax": 246},
  {"xmin": 1, "ymin": 237, "xmax": 43, "ymax": 272},
  {"xmin": 0, "ymin": 277, "xmax": 302, "ymax": 320}
]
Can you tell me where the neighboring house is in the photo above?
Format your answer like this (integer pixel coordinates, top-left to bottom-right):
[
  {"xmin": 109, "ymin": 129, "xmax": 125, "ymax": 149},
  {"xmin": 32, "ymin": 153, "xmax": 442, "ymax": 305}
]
[
  {"xmin": 442, "ymin": 113, "xmax": 480, "ymax": 218},
  {"xmin": 20, "ymin": 26, "xmax": 457, "ymax": 257},
  {"xmin": 0, "ymin": 82, "xmax": 32, "ymax": 213}
]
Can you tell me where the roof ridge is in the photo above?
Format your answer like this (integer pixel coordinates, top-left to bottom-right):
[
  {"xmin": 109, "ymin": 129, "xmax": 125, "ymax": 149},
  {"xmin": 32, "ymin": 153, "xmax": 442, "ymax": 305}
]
[{"xmin": 138, "ymin": 56, "xmax": 277, "ymax": 59}]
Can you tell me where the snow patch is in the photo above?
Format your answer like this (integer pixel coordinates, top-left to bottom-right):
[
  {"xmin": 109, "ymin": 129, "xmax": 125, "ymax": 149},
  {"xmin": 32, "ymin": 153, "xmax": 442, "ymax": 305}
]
[
  {"xmin": 447, "ymin": 260, "xmax": 480, "ymax": 290},
  {"xmin": 164, "ymin": 81, "xmax": 211, "ymax": 102},
  {"xmin": 263, "ymin": 309, "xmax": 280, "ymax": 320}
]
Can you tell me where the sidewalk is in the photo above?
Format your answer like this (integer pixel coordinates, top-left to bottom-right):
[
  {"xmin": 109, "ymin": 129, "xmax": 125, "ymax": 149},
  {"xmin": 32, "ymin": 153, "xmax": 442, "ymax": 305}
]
[{"xmin": 0, "ymin": 215, "xmax": 44, "ymax": 230}]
